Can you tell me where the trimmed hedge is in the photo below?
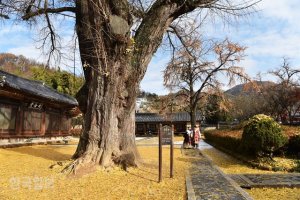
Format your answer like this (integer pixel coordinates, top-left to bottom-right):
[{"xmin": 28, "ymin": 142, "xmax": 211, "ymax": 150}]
[
  {"xmin": 204, "ymin": 130, "xmax": 241, "ymax": 152},
  {"xmin": 288, "ymin": 135, "xmax": 300, "ymax": 154}
]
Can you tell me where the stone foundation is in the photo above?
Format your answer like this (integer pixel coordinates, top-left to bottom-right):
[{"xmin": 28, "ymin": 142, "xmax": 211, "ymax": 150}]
[{"xmin": 0, "ymin": 136, "xmax": 73, "ymax": 148}]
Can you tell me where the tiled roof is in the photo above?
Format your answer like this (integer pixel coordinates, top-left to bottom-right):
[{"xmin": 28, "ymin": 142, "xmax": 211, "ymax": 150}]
[
  {"xmin": 0, "ymin": 70, "xmax": 78, "ymax": 106},
  {"xmin": 135, "ymin": 112, "xmax": 202, "ymax": 123}
]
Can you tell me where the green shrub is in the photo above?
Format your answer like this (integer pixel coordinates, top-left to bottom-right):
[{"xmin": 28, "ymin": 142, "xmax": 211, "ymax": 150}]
[
  {"xmin": 241, "ymin": 114, "xmax": 288, "ymax": 157},
  {"xmin": 288, "ymin": 135, "xmax": 300, "ymax": 154}
]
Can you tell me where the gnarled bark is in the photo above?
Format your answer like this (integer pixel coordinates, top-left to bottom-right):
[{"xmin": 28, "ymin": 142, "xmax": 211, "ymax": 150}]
[
  {"xmin": 61, "ymin": 0, "xmax": 257, "ymax": 174},
  {"xmin": 66, "ymin": 0, "xmax": 181, "ymax": 173}
]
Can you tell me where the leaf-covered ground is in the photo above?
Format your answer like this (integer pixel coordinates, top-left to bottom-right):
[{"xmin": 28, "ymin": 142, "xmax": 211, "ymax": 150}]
[
  {"xmin": 1, "ymin": 137, "xmax": 299, "ymax": 200},
  {"xmin": 202, "ymin": 147, "xmax": 282, "ymax": 174},
  {"xmin": 0, "ymin": 142, "xmax": 190, "ymax": 200},
  {"xmin": 202, "ymin": 147, "xmax": 300, "ymax": 200}
]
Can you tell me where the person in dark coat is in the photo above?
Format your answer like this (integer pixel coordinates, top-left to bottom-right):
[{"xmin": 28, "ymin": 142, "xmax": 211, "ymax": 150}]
[{"xmin": 183, "ymin": 131, "xmax": 190, "ymax": 148}]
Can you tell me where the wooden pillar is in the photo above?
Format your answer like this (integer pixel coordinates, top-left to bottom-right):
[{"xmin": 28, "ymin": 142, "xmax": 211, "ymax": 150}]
[
  {"xmin": 143, "ymin": 123, "xmax": 146, "ymax": 135},
  {"xmin": 170, "ymin": 124, "xmax": 174, "ymax": 178},
  {"xmin": 146, "ymin": 123, "xmax": 149, "ymax": 135},
  {"xmin": 41, "ymin": 111, "xmax": 46, "ymax": 136},
  {"xmin": 16, "ymin": 106, "xmax": 23, "ymax": 136}
]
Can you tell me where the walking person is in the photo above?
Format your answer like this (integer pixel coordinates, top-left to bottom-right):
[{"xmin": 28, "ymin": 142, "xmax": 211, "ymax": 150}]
[
  {"xmin": 194, "ymin": 125, "xmax": 200, "ymax": 148},
  {"xmin": 183, "ymin": 131, "xmax": 190, "ymax": 148}
]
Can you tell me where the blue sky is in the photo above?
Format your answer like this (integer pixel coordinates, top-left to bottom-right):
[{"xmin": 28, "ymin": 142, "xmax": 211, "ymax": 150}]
[
  {"xmin": 141, "ymin": 0, "xmax": 300, "ymax": 94},
  {"xmin": 1, "ymin": 0, "xmax": 300, "ymax": 95}
]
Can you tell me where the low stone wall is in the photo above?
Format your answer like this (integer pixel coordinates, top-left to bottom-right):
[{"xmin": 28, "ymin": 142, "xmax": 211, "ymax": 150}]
[{"xmin": 0, "ymin": 136, "xmax": 72, "ymax": 148}]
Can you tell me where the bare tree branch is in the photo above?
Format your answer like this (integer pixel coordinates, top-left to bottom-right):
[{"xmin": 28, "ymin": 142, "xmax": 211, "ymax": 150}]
[
  {"xmin": 43, "ymin": 0, "xmax": 57, "ymax": 66},
  {"xmin": 0, "ymin": 13, "xmax": 9, "ymax": 18},
  {"xmin": 22, "ymin": 6, "xmax": 75, "ymax": 20},
  {"xmin": 164, "ymin": 33, "xmax": 249, "ymax": 128}
]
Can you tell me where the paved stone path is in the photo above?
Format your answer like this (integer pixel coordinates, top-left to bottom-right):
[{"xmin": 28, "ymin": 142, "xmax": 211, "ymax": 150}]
[
  {"xmin": 230, "ymin": 173, "xmax": 300, "ymax": 188},
  {"xmin": 184, "ymin": 149, "xmax": 253, "ymax": 200},
  {"xmin": 187, "ymin": 140, "xmax": 300, "ymax": 199}
]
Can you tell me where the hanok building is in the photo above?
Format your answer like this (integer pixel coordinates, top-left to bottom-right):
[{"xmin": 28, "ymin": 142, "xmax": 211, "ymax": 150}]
[
  {"xmin": 135, "ymin": 112, "xmax": 203, "ymax": 135},
  {"xmin": 0, "ymin": 70, "xmax": 78, "ymax": 145}
]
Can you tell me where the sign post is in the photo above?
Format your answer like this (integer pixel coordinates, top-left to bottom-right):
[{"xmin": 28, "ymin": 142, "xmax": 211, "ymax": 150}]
[
  {"xmin": 159, "ymin": 124, "xmax": 162, "ymax": 183},
  {"xmin": 158, "ymin": 123, "xmax": 174, "ymax": 182},
  {"xmin": 170, "ymin": 124, "xmax": 174, "ymax": 178}
]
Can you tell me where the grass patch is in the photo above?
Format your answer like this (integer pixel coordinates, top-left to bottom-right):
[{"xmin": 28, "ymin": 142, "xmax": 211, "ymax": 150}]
[
  {"xmin": 201, "ymin": 148, "xmax": 275, "ymax": 174},
  {"xmin": 247, "ymin": 186, "xmax": 300, "ymax": 200}
]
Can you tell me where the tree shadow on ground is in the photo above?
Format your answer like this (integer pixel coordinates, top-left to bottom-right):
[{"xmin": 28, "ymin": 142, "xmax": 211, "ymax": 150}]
[
  {"xmin": 137, "ymin": 167, "xmax": 158, "ymax": 176},
  {"xmin": 126, "ymin": 160, "xmax": 177, "ymax": 182},
  {"xmin": 4, "ymin": 145, "xmax": 72, "ymax": 161},
  {"xmin": 126, "ymin": 171, "xmax": 158, "ymax": 183}
]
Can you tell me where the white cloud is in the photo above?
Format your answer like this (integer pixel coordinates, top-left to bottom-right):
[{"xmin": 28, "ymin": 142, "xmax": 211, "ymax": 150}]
[
  {"xmin": 140, "ymin": 52, "xmax": 170, "ymax": 95},
  {"xmin": 239, "ymin": 58, "xmax": 259, "ymax": 77},
  {"xmin": 259, "ymin": 0, "xmax": 300, "ymax": 25},
  {"xmin": 7, "ymin": 45, "xmax": 44, "ymax": 62},
  {"xmin": 245, "ymin": 33, "xmax": 300, "ymax": 58},
  {"xmin": 212, "ymin": 0, "xmax": 300, "ymax": 83}
]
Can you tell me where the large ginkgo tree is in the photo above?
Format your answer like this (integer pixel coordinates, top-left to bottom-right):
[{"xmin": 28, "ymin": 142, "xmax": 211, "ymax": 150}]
[{"xmin": 0, "ymin": 0, "xmax": 259, "ymax": 174}]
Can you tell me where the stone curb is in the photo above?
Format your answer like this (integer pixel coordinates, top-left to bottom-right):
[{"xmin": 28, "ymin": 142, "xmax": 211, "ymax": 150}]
[
  {"xmin": 185, "ymin": 170, "xmax": 196, "ymax": 200},
  {"xmin": 230, "ymin": 174, "xmax": 300, "ymax": 188},
  {"xmin": 0, "ymin": 142, "xmax": 51, "ymax": 148}
]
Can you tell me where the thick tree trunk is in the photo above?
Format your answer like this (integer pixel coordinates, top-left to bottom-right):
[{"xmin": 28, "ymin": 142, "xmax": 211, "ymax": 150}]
[
  {"xmin": 72, "ymin": 61, "xmax": 139, "ymax": 168},
  {"xmin": 189, "ymin": 80, "xmax": 196, "ymax": 132},
  {"xmin": 65, "ymin": 1, "xmax": 140, "ymax": 173},
  {"xmin": 66, "ymin": 0, "xmax": 181, "ymax": 173},
  {"xmin": 190, "ymin": 105, "xmax": 197, "ymax": 132}
]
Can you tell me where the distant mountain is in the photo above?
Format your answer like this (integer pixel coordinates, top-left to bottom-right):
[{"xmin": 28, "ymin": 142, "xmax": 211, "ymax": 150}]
[{"xmin": 225, "ymin": 81, "xmax": 275, "ymax": 96}]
